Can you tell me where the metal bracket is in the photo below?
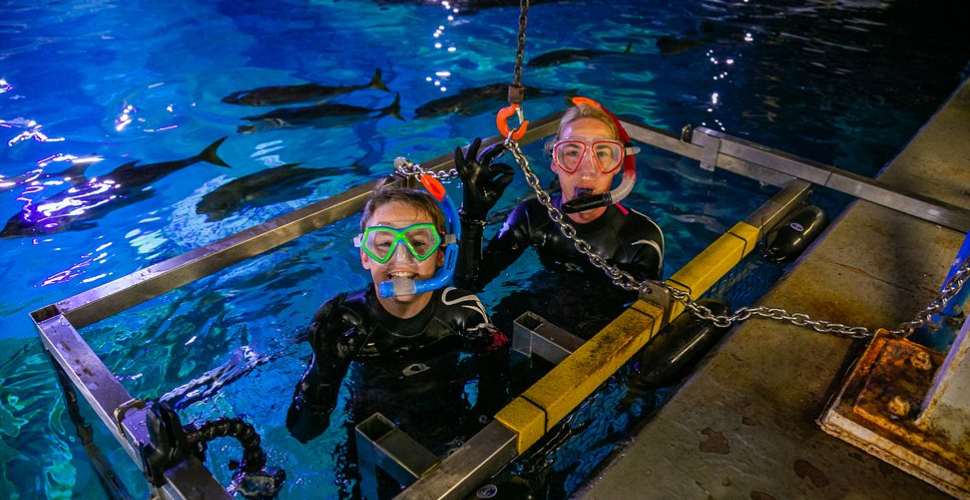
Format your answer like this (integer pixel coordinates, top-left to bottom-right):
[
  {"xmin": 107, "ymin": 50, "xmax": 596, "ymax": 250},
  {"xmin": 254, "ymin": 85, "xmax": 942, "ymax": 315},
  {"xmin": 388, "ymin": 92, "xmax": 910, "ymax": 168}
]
[
  {"xmin": 511, "ymin": 312, "xmax": 585, "ymax": 365},
  {"xmin": 114, "ymin": 398, "xmax": 147, "ymax": 435},
  {"xmin": 356, "ymin": 413, "xmax": 440, "ymax": 500},
  {"xmin": 699, "ymin": 134, "xmax": 722, "ymax": 172},
  {"xmin": 638, "ymin": 281, "xmax": 673, "ymax": 330}
]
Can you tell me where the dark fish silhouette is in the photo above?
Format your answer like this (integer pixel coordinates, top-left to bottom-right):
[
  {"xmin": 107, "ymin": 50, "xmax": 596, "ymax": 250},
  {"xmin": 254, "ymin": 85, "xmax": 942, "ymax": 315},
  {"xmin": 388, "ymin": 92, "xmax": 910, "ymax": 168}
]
[
  {"xmin": 1, "ymin": 137, "xmax": 230, "ymax": 238},
  {"xmin": 656, "ymin": 36, "xmax": 708, "ymax": 56},
  {"xmin": 221, "ymin": 69, "xmax": 390, "ymax": 106},
  {"xmin": 0, "ymin": 160, "xmax": 92, "ymax": 194},
  {"xmin": 196, "ymin": 160, "xmax": 368, "ymax": 222},
  {"xmin": 237, "ymin": 93, "xmax": 403, "ymax": 133},
  {"xmin": 414, "ymin": 83, "xmax": 571, "ymax": 119},
  {"xmin": 527, "ymin": 42, "xmax": 633, "ymax": 67}
]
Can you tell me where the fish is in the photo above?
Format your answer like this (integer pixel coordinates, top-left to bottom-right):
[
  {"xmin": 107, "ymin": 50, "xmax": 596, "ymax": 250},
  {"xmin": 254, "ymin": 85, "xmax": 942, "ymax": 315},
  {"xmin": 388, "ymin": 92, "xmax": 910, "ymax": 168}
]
[
  {"xmin": 527, "ymin": 42, "xmax": 632, "ymax": 67},
  {"xmin": 196, "ymin": 160, "xmax": 368, "ymax": 222},
  {"xmin": 414, "ymin": 83, "xmax": 572, "ymax": 119},
  {"xmin": 655, "ymin": 36, "xmax": 708, "ymax": 56},
  {"xmin": 221, "ymin": 68, "xmax": 390, "ymax": 106},
  {"xmin": 0, "ymin": 137, "xmax": 230, "ymax": 238},
  {"xmin": 0, "ymin": 159, "xmax": 93, "ymax": 194},
  {"xmin": 237, "ymin": 93, "xmax": 403, "ymax": 133}
]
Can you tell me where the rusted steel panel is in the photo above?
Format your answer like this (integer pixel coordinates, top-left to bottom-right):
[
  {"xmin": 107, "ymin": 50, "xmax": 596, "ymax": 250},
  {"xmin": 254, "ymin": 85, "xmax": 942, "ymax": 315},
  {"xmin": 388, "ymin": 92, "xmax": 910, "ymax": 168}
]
[{"xmin": 820, "ymin": 329, "xmax": 970, "ymax": 499}]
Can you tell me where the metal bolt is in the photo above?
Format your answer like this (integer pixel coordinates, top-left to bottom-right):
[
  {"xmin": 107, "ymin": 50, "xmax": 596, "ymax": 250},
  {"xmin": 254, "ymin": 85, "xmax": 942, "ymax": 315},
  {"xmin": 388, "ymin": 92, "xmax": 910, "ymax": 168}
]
[
  {"xmin": 910, "ymin": 351, "xmax": 933, "ymax": 371},
  {"xmin": 887, "ymin": 396, "xmax": 911, "ymax": 419}
]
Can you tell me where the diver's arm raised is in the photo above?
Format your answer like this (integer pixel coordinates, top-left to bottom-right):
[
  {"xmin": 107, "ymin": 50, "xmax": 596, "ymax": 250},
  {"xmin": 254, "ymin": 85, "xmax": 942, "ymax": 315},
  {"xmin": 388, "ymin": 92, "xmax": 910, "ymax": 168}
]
[{"xmin": 454, "ymin": 138, "xmax": 514, "ymax": 290}]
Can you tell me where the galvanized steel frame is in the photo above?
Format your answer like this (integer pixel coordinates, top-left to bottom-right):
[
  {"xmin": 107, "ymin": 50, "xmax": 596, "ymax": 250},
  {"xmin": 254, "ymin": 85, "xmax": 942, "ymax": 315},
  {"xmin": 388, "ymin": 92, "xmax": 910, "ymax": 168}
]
[
  {"xmin": 31, "ymin": 112, "xmax": 946, "ymax": 499},
  {"xmin": 29, "ymin": 114, "xmax": 562, "ymax": 500}
]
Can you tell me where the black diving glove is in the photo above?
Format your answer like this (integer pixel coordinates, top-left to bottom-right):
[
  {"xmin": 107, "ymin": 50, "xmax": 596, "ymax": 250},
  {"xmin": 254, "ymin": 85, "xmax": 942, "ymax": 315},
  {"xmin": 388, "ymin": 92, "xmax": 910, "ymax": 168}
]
[{"xmin": 454, "ymin": 137, "xmax": 515, "ymax": 221}]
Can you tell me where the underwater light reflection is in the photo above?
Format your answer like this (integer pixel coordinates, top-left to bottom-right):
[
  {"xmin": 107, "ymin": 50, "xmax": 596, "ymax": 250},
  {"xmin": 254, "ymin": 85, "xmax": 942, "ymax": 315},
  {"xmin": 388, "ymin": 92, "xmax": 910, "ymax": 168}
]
[
  {"xmin": 40, "ymin": 242, "xmax": 114, "ymax": 287},
  {"xmin": 1, "ymin": 117, "xmax": 65, "ymax": 146}
]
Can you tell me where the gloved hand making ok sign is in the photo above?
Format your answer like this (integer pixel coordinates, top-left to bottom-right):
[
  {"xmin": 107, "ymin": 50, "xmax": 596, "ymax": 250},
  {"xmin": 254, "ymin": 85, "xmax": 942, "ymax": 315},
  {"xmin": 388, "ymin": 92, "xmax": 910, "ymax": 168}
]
[{"xmin": 454, "ymin": 137, "xmax": 515, "ymax": 221}]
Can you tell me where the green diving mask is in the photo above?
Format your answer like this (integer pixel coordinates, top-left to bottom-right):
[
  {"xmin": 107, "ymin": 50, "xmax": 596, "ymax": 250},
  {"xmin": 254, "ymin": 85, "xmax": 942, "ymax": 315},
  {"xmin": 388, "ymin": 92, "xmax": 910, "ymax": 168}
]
[{"xmin": 354, "ymin": 223, "xmax": 443, "ymax": 264}]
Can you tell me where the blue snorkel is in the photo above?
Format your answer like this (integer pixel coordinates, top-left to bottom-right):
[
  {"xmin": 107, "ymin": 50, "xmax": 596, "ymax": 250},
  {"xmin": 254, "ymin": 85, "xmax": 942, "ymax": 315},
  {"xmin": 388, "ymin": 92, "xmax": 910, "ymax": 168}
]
[{"xmin": 378, "ymin": 161, "xmax": 461, "ymax": 298}]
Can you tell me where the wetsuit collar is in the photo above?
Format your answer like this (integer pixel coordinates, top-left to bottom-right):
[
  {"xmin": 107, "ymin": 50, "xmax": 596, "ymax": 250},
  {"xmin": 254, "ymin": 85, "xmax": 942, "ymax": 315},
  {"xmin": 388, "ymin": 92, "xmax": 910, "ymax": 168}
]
[{"xmin": 366, "ymin": 287, "xmax": 439, "ymax": 337}]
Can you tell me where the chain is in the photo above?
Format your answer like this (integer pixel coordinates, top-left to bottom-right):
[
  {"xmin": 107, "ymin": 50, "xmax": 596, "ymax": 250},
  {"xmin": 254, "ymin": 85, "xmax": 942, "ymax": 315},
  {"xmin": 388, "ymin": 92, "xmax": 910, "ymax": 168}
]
[
  {"xmin": 505, "ymin": 138, "xmax": 648, "ymax": 294},
  {"xmin": 889, "ymin": 257, "xmax": 970, "ymax": 337},
  {"xmin": 503, "ymin": 136, "xmax": 970, "ymax": 340},
  {"xmin": 512, "ymin": 0, "xmax": 529, "ymax": 90},
  {"xmin": 393, "ymin": 157, "xmax": 459, "ymax": 182}
]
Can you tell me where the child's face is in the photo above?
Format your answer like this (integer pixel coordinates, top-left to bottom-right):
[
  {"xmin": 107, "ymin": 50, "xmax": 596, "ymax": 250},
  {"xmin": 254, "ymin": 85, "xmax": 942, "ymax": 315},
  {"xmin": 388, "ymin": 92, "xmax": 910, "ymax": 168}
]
[{"xmin": 360, "ymin": 201, "xmax": 443, "ymax": 302}]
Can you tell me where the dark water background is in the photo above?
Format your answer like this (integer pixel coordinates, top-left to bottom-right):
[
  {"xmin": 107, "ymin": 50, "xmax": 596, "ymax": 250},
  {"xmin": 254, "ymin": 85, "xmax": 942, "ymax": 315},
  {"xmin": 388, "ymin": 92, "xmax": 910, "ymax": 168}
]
[{"xmin": 1, "ymin": 0, "xmax": 968, "ymax": 498}]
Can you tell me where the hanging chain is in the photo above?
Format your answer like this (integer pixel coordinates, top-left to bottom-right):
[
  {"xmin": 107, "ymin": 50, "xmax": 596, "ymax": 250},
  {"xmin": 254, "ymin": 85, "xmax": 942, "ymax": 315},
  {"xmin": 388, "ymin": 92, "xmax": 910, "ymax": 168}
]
[
  {"xmin": 504, "ymin": 138, "xmax": 648, "ymax": 292},
  {"xmin": 503, "ymin": 136, "xmax": 970, "ymax": 340},
  {"xmin": 511, "ymin": 0, "xmax": 529, "ymax": 92},
  {"xmin": 393, "ymin": 157, "xmax": 459, "ymax": 181}
]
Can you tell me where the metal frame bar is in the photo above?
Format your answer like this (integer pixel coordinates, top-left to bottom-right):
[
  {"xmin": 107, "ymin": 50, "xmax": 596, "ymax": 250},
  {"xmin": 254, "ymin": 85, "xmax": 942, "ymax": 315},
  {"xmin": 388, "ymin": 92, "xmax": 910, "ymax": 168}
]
[
  {"xmin": 355, "ymin": 413, "xmax": 441, "ymax": 500},
  {"xmin": 33, "ymin": 314, "xmax": 230, "ymax": 500},
  {"xmin": 684, "ymin": 126, "xmax": 970, "ymax": 232},
  {"xmin": 29, "ymin": 115, "xmax": 562, "ymax": 500},
  {"xmin": 510, "ymin": 312, "xmax": 585, "ymax": 365},
  {"xmin": 32, "ymin": 110, "xmax": 917, "ymax": 500},
  {"xmin": 396, "ymin": 179, "xmax": 814, "ymax": 500}
]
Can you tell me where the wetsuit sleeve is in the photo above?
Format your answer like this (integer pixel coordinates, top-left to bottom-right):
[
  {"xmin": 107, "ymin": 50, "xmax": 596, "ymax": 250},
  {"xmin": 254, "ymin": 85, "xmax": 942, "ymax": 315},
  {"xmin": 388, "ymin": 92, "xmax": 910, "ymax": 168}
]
[
  {"xmin": 456, "ymin": 202, "xmax": 532, "ymax": 290},
  {"xmin": 286, "ymin": 295, "xmax": 353, "ymax": 443},
  {"xmin": 441, "ymin": 288, "xmax": 512, "ymax": 428},
  {"xmin": 620, "ymin": 213, "xmax": 665, "ymax": 281}
]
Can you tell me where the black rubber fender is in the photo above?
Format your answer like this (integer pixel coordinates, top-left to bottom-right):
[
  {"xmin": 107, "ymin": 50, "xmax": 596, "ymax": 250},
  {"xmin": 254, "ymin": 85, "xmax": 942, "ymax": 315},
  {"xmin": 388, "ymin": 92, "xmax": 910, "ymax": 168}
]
[
  {"xmin": 762, "ymin": 204, "xmax": 829, "ymax": 263},
  {"xmin": 630, "ymin": 298, "xmax": 731, "ymax": 389},
  {"xmin": 463, "ymin": 472, "xmax": 537, "ymax": 500}
]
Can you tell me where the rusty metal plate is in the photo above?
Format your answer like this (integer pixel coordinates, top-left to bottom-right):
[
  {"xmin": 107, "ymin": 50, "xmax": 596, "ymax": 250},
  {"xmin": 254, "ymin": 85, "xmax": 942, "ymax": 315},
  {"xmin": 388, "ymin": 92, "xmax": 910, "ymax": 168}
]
[{"xmin": 820, "ymin": 329, "xmax": 970, "ymax": 499}]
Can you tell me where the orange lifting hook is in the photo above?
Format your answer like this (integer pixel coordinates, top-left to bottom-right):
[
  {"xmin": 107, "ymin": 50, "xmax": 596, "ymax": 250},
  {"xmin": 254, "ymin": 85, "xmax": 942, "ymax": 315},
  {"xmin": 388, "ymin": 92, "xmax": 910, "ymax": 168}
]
[
  {"xmin": 496, "ymin": 103, "xmax": 529, "ymax": 141},
  {"xmin": 419, "ymin": 173, "xmax": 446, "ymax": 202}
]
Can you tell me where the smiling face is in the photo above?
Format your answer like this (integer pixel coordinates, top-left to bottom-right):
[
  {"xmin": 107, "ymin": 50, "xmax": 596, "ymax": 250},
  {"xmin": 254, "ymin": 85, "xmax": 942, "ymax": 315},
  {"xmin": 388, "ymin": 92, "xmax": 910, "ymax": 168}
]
[
  {"xmin": 360, "ymin": 201, "xmax": 444, "ymax": 317},
  {"xmin": 552, "ymin": 117, "xmax": 619, "ymax": 222}
]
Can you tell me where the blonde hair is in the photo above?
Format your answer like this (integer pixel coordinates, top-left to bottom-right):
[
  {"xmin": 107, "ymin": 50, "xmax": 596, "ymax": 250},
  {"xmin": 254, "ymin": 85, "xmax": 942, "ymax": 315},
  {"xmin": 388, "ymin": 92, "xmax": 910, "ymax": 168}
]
[{"xmin": 359, "ymin": 178, "xmax": 445, "ymax": 235}]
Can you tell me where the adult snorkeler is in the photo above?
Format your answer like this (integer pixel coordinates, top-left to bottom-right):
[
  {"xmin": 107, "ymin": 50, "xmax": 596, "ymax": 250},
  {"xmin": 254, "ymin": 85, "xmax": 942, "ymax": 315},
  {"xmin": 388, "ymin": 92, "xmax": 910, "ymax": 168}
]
[
  {"xmin": 454, "ymin": 98, "xmax": 664, "ymax": 338},
  {"xmin": 286, "ymin": 179, "xmax": 509, "ymax": 458}
]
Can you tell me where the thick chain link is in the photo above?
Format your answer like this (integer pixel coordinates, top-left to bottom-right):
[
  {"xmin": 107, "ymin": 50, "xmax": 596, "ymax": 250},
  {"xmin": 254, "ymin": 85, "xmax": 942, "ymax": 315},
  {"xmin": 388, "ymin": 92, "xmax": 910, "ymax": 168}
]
[
  {"xmin": 889, "ymin": 257, "xmax": 970, "ymax": 337},
  {"xmin": 505, "ymin": 138, "xmax": 649, "ymax": 293},
  {"xmin": 504, "ymin": 135, "xmax": 970, "ymax": 340},
  {"xmin": 393, "ymin": 158, "xmax": 459, "ymax": 182},
  {"xmin": 512, "ymin": 0, "xmax": 529, "ymax": 89}
]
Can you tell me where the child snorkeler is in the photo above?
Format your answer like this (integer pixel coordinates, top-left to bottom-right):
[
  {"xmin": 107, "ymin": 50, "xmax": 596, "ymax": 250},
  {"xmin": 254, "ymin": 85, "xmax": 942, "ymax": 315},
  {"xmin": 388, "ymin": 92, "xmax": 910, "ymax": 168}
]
[{"xmin": 286, "ymin": 176, "xmax": 509, "ymax": 452}]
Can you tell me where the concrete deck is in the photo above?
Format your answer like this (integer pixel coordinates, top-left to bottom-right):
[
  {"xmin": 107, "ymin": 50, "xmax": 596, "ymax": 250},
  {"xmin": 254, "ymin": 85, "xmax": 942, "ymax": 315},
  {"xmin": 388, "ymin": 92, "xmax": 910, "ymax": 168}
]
[{"xmin": 576, "ymin": 77, "xmax": 970, "ymax": 500}]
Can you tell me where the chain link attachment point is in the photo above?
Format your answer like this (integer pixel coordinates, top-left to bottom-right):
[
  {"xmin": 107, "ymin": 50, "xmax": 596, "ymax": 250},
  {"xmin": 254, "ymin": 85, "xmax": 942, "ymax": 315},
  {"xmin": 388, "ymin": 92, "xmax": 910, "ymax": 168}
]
[
  {"xmin": 393, "ymin": 156, "xmax": 459, "ymax": 183},
  {"xmin": 497, "ymin": 103, "xmax": 529, "ymax": 141},
  {"xmin": 508, "ymin": 83, "xmax": 525, "ymax": 106}
]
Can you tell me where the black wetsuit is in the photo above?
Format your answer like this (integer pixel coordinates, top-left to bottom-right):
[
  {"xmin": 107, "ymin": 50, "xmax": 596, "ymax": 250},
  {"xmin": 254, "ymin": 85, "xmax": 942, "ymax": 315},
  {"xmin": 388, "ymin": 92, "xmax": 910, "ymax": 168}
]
[
  {"xmin": 458, "ymin": 195, "xmax": 664, "ymax": 338},
  {"xmin": 286, "ymin": 286, "xmax": 508, "ymax": 448},
  {"xmin": 461, "ymin": 195, "xmax": 664, "ymax": 285}
]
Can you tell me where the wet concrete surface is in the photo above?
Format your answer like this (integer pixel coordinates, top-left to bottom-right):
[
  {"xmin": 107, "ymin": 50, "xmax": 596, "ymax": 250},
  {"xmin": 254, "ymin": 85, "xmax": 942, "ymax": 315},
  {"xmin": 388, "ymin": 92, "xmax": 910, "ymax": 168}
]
[{"xmin": 577, "ymin": 79, "xmax": 970, "ymax": 500}]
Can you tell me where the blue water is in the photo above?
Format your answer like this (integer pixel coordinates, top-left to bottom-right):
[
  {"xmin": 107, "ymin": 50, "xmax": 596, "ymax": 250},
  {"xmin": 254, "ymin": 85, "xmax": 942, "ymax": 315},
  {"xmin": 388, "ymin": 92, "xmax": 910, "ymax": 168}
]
[{"xmin": 2, "ymin": 0, "xmax": 969, "ymax": 498}]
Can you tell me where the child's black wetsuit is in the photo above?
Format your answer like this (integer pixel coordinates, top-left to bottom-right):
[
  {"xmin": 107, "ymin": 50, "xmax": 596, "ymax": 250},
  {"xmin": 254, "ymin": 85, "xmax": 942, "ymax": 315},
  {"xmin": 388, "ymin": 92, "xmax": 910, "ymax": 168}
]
[{"xmin": 286, "ymin": 286, "xmax": 507, "ymax": 448}]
